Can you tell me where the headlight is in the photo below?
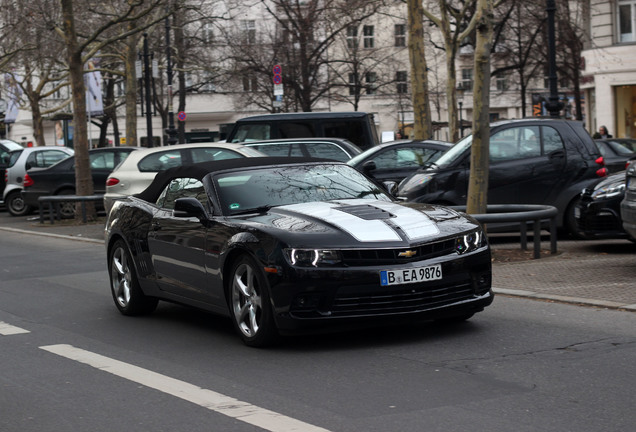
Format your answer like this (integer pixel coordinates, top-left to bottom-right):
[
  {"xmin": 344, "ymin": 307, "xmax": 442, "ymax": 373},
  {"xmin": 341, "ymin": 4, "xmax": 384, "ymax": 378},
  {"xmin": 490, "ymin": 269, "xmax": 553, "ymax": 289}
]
[
  {"xmin": 455, "ymin": 230, "xmax": 486, "ymax": 254},
  {"xmin": 591, "ymin": 181, "xmax": 625, "ymax": 199},
  {"xmin": 284, "ymin": 249, "xmax": 343, "ymax": 267}
]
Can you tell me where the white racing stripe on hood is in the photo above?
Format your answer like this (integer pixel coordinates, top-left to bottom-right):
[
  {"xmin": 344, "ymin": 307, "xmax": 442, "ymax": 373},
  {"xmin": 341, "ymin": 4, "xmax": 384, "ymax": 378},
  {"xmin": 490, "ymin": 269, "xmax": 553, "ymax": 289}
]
[
  {"xmin": 360, "ymin": 200, "xmax": 440, "ymax": 240},
  {"xmin": 281, "ymin": 201, "xmax": 400, "ymax": 242},
  {"xmin": 279, "ymin": 199, "xmax": 439, "ymax": 242}
]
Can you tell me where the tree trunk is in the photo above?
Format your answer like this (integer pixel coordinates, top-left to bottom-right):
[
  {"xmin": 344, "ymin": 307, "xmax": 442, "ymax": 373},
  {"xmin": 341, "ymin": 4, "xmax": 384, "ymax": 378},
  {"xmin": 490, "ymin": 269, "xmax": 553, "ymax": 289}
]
[
  {"xmin": 125, "ymin": 24, "xmax": 139, "ymax": 147},
  {"xmin": 466, "ymin": 0, "xmax": 494, "ymax": 216},
  {"xmin": 407, "ymin": 0, "xmax": 432, "ymax": 140},
  {"xmin": 60, "ymin": 0, "xmax": 96, "ymax": 220}
]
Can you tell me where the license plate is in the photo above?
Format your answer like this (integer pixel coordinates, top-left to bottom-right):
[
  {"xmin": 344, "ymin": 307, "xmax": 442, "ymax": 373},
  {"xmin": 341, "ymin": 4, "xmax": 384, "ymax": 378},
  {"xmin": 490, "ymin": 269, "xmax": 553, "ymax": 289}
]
[{"xmin": 380, "ymin": 264, "xmax": 442, "ymax": 286}]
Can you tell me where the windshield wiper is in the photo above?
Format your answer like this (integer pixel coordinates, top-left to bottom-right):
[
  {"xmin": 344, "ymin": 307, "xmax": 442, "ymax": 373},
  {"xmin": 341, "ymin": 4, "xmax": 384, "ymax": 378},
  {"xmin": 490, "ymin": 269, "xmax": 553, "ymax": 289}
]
[{"xmin": 230, "ymin": 205, "xmax": 273, "ymax": 216}]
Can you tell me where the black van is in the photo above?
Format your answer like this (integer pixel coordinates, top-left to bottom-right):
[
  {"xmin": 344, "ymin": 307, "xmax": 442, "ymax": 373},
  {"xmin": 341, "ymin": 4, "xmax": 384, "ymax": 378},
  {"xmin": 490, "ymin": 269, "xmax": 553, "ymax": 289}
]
[{"xmin": 225, "ymin": 112, "xmax": 379, "ymax": 150}]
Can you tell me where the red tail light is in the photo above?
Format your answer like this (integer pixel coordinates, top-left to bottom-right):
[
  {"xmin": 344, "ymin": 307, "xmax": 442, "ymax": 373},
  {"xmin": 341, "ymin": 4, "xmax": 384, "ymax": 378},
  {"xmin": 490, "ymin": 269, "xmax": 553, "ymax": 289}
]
[
  {"xmin": 106, "ymin": 177, "xmax": 120, "ymax": 187},
  {"xmin": 596, "ymin": 167, "xmax": 608, "ymax": 177},
  {"xmin": 23, "ymin": 173, "xmax": 34, "ymax": 187},
  {"xmin": 595, "ymin": 156, "xmax": 604, "ymax": 166}
]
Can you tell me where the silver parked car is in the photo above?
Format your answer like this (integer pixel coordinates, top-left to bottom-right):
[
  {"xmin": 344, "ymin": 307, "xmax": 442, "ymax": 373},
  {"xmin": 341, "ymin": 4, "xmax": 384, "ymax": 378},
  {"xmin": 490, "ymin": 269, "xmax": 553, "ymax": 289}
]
[
  {"xmin": 242, "ymin": 138, "xmax": 362, "ymax": 162},
  {"xmin": 3, "ymin": 146, "xmax": 75, "ymax": 216},
  {"xmin": 103, "ymin": 142, "xmax": 264, "ymax": 212}
]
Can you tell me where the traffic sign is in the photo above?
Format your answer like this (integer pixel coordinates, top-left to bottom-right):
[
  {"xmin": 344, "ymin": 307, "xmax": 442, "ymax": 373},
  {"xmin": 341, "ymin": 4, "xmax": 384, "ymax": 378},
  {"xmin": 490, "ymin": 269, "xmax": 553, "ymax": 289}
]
[
  {"xmin": 178, "ymin": 111, "xmax": 186, "ymax": 121},
  {"xmin": 272, "ymin": 64, "xmax": 282, "ymax": 85}
]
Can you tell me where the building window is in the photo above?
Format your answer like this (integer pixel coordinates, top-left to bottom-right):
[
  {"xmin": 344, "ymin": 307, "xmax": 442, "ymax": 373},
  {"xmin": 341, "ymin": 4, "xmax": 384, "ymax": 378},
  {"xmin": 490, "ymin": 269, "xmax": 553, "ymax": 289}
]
[
  {"xmin": 241, "ymin": 20, "xmax": 256, "ymax": 44},
  {"xmin": 349, "ymin": 73, "xmax": 359, "ymax": 96},
  {"xmin": 618, "ymin": 1, "xmax": 636, "ymax": 42},
  {"xmin": 365, "ymin": 72, "xmax": 377, "ymax": 95},
  {"xmin": 115, "ymin": 81, "xmax": 125, "ymax": 97},
  {"xmin": 347, "ymin": 26, "xmax": 358, "ymax": 49},
  {"xmin": 243, "ymin": 74, "xmax": 257, "ymax": 92},
  {"xmin": 202, "ymin": 22, "xmax": 214, "ymax": 44},
  {"xmin": 396, "ymin": 71, "xmax": 407, "ymax": 94},
  {"xmin": 461, "ymin": 68, "xmax": 473, "ymax": 90},
  {"xmin": 394, "ymin": 24, "xmax": 406, "ymax": 47},
  {"xmin": 495, "ymin": 73, "xmax": 508, "ymax": 91},
  {"xmin": 363, "ymin": 25, "xmax": 374, "ymax": 48}
]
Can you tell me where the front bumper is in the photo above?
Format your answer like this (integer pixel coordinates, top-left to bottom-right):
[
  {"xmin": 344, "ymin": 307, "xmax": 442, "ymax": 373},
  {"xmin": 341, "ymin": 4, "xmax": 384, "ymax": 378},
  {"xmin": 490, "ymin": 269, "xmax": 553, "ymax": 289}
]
[
  {"xmin": 575, "ymin": 194, "xmax": 627, "ymax": 239},
  {"xmin": 267, "ymin": 247, "xmax": 493, "ymax": 333}
]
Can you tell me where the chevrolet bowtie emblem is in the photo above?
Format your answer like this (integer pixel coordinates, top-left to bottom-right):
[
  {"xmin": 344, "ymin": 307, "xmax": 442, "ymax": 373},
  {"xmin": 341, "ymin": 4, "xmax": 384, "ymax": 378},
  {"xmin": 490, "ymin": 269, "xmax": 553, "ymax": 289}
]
[{"xmin": 398, "ymin": 250, "xmax": 417, "ymax": 258}]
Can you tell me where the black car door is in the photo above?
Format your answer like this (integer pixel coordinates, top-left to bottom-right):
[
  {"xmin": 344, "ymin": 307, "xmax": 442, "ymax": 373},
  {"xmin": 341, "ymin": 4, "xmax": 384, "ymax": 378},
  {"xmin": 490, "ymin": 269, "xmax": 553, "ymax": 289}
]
[
  {"xmin": 147, "ymin": 178, "xmax": 213, "ymax": 303},
  {"xmin": 487, "ymin": 124, "xmax": 566, "ymax": 205}
]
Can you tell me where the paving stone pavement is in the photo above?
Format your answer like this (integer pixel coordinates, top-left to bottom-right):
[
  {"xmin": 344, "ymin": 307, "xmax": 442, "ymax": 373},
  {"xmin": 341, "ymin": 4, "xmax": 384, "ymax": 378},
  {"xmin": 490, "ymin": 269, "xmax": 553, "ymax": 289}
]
[{"xmin": 2, "ymin": 210, "xmax": 635, "ymax": 312}]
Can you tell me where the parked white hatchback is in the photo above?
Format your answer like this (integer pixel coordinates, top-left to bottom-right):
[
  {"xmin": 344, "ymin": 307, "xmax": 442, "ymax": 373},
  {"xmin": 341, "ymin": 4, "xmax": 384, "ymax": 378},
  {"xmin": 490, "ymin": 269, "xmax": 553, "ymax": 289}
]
[
  {"xmin": 103, "ymin": 142, "xmax": 264, "ymax": 212},
  {"xmin": 3, "ymin": 146, "xmax": 74, "ymax": 216}
]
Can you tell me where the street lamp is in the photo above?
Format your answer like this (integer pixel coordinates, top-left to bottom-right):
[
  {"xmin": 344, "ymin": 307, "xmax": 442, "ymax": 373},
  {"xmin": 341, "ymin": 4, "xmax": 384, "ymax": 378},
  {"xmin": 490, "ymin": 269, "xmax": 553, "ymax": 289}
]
[
  {"xmin": 457, "ymin": 85, "xmax": 465, "ymax": 138},
  {"xmin": 165, "ymin": 5, "xmax": 178, "ymax": 145},
  {"xmin": 545, "ymin": 0, "xmax": 563, "ymax": 117}
]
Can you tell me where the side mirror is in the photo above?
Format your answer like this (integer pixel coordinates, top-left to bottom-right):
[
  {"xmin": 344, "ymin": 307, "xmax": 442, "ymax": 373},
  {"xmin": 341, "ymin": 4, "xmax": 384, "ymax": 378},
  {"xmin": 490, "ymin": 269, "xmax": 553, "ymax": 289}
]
[
  {"xmin": 382, "ymin": 180, "xmax": 398, "ymax": 196},
  {"xmin": 362, "ymin": 160, "xmax": 377, "ymax": 175},
  {"xmin": 174, "ymin": 197, "xmax": 207, "ymax": 220}
]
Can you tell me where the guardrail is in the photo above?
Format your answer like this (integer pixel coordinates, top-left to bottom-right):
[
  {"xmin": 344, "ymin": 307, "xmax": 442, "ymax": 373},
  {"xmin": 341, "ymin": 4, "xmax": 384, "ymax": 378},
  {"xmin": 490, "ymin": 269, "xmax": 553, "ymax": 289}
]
[
  {"xmin": 451, "ymin": 204, "xmax": 558, "ymax": 259},
  {"xmin": 38, "ymin": 195, "xmax": 103, "ymax": 224}
]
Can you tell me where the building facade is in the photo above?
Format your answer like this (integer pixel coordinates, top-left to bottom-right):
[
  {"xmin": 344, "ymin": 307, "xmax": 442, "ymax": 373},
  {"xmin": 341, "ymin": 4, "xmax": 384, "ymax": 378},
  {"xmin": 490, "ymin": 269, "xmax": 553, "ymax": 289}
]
[{"xmin": 582, "ymin": 0, "xmax": 636, "ymax": 138}]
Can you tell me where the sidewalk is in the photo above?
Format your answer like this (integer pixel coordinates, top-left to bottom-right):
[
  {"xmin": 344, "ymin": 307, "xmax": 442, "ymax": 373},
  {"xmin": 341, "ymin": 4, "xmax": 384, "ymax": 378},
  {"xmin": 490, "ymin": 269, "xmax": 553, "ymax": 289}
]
[{"xmin": 2, "ymin": 210, "xmax": 635, "ymax": 312}]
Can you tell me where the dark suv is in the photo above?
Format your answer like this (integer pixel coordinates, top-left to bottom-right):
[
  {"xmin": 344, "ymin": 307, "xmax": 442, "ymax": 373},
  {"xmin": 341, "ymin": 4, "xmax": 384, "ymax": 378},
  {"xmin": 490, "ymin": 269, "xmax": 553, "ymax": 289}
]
[
  {"xmin": 620, "ymin": 160, "xmax": 636, "ymax": 239},
  {"xmin": 226, "ymin": 112, "xmax": 379, "ymax": 150},
  {"xmin": 397, "ymin": 118, "xmax": 607, "ymax": 235}
]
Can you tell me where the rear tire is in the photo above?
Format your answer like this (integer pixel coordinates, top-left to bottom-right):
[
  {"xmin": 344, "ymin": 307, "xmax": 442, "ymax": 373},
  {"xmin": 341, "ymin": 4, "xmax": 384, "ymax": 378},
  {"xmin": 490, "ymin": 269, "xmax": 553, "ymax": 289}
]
[
  {"xmin": 6, "ymin": 191, "xmax": 33, "ymax": 217},
  {"xmin": 109, "ymin": 239, "xmax": 158, "ymax": 316},
  {"xmin": 55, "ymin": 189, "xmax": 76, "ymax": 219}
]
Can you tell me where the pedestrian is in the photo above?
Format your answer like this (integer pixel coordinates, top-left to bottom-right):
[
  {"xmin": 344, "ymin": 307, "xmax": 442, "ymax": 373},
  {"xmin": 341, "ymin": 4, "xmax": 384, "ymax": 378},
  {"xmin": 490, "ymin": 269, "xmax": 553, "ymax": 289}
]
[
  {"xmin": 593, "ymin": 125, "xmax": 613, "ymax": 139},
  {"xmin": 395, "ymin": 130, "xmax": 403, "ymax": 140}
]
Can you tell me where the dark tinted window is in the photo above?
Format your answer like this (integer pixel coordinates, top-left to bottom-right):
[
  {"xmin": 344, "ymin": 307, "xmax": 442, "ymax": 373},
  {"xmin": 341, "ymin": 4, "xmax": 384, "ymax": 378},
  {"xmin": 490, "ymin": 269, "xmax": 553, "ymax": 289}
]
[
  {"xmin": 277, "ymin": 122, "xmax": 316, "ymax": 138},
  {"xmin": 323, "ymin": 120, "xmax": 365, "ymax": 148},
  {"xmin": 231, "ymin": 124, "xmax": 271, "ymax": 142},
  {"xmin": 541, "ymin": 126, "xmax": 564, "ymax": 154}
]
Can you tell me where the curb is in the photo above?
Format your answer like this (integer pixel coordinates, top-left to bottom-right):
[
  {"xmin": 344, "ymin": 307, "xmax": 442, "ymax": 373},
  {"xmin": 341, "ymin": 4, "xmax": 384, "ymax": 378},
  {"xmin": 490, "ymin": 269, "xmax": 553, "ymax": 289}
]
[{"xmin": 0, "ymin": 226, "xmax": 104, "ymax": 245}]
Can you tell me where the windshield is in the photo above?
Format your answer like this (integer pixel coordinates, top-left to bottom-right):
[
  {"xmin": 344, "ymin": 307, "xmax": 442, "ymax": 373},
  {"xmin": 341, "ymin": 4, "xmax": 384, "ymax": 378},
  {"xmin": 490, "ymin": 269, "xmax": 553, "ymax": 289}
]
[
  {"xmin": 214, "ymin": 164, "xmax": 391, "ymax": 215},
  {"xmin": 429, "ymin": 134, "xmax": 472, "ymax": 168}
]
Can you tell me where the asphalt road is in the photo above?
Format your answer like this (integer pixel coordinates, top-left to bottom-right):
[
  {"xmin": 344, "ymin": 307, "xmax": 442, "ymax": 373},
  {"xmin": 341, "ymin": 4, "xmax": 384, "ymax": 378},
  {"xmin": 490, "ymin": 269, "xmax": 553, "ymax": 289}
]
[{"xmin": 1, "ymin": 231, "xmax": 635, "ymax": 432}]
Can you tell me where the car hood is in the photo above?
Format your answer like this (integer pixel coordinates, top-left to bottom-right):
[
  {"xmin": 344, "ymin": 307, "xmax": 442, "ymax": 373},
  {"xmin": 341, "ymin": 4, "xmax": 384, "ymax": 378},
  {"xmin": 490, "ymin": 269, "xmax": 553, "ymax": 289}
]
[{"xmin": 235, "ymin": 198, "xmax": 475, "ymax": 247}]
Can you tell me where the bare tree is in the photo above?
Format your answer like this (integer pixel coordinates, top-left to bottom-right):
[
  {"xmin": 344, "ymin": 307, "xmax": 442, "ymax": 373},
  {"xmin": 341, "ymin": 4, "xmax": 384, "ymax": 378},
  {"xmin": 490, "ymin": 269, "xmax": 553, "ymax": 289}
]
[
  {"xmin": 56, "ymin": 0, "xmax": 167, "ymax": 220},
  {"xmin": 466, "ymin": 0, "xmax": 495, "ymax": 215},
  {"xmin": 223, "ymin": 0, "xmax": 385, "ymax": 113},
  {"xmin": 490, "ymin": 1, "xmax": 545, "ymax": 117},
  {"xmin": 407, "ymin": 0, "xmax": 433, "ymax": 139}
]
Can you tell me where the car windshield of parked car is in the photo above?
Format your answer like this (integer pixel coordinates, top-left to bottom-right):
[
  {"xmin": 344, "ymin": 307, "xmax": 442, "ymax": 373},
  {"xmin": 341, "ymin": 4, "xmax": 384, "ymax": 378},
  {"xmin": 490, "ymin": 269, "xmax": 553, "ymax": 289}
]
[
  {"xmin": 606, "ymin": 140, "xmax": 636, "ymax": 156},
  {"xmin": 430, "ymin": 135, "xmax": 472, "ymax": 169},
  {"xmin": 214, "ymin": 164, "xmax": 391, "ymax": 215}
]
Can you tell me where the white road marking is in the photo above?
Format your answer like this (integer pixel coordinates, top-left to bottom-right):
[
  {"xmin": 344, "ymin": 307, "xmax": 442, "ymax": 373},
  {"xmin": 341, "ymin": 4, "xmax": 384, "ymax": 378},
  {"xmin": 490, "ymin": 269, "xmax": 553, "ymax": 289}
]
[
  {"xmin": 40, "ymin": 344, "xmax": 331, "ymax": 432},
  {"xmin": 0, "ymin": 321, "xmax": 30, "ymax": 335}
]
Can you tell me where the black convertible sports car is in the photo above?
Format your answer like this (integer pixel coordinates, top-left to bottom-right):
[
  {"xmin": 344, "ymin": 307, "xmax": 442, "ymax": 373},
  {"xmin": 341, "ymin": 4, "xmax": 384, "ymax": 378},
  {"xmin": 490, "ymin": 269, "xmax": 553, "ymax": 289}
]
[{"xmin": 106, "ymin": 157, "xmax": 493, "ymax": 346}]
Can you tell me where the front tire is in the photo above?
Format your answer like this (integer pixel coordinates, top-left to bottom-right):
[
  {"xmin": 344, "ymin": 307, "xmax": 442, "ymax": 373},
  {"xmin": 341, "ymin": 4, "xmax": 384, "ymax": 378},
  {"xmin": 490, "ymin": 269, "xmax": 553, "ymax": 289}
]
[
  {"xmin": 229, "ymin": 255, "xmax": 278, "ymax": 347},
  {"xmin": 565, "ymin": 197, "xmax": 585, "ymax": 239},
  {"xmin": 109, "ymin": 239, "xmax": 158, "ymax": 316},
  {"xmin": 6, "ymin": 191, "xmax": 33, "ymax": 216}
]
